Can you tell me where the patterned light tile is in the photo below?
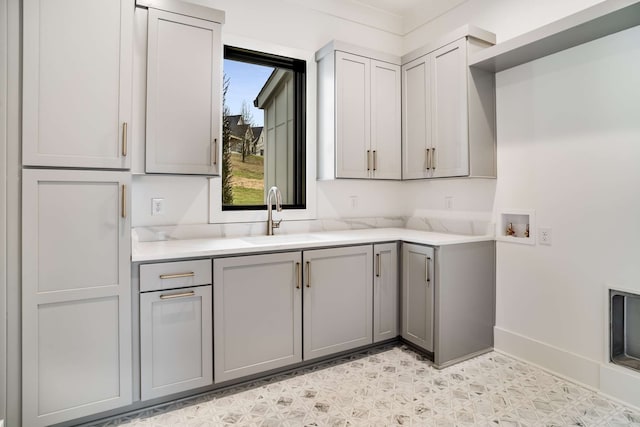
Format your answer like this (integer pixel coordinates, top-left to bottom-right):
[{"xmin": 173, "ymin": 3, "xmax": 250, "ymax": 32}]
[{"xmin": 88, "ymin": 346, "xmax": 640, "ymax": 427}]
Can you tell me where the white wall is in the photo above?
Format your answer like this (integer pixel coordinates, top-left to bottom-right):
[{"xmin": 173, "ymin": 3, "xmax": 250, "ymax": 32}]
[{"xmin": 494, "ymin": 25, "xmax": 640, "ymax": 403}]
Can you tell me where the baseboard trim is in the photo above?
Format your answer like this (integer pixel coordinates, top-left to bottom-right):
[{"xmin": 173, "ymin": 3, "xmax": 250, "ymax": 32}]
[
  {"xmin": 600, "ymin": 363, "xmax": 640, "ymax": 411},
  {"xmin": 494, "ymin": 326, "xmax": 600, "ymax": 387},
  {"xmin": 495, "ymin": 326, "xmax": 640, "ymax": 411}
]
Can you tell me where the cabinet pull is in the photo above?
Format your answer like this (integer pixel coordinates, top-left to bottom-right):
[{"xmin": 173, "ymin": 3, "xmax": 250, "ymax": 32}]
[
  {"xmin": 425, "ymin": 148, "xmax": 430, "ymax": 170},
  {"xmin": 373, "ymin": 150, "xmax": 377, "ymax": 171},
  {"xmin": 122, "ymin": 122, "xmax": 128, "ymax": 157},
  {"xmin": 425, "ymin": 257, "xmax": 431, "ymax": 286},
  {"xmin": 306, "ymin": 261, "xmax": 311, "ymax": 288},
  {"xmin": 366, "ymin": 150, "xmax": 371, "ymax": 171},
  {"xmin": 295, "ymin": 262, "xmax": 301, "ymax": 289},
  {"xmin": 121, "ymin": 184, "xmax": 126, "ymax": 218},
  {"xmin": 376, "ymin": 253, "xmax": 380, "ymax": 277},
  {"xmin": 160, "ymin": 290, "xmax": 195, "ymax": 300},
  {"xmin": 159, "ymin": 272, "xmax": 195, "ymax": 280},
  {"xmin": 211, "ymin": 138, "xmax": 218, "ymax": 165},
  {"xmin": 431, "ymin": 148, "xmax": 436, "ymax": 170}
]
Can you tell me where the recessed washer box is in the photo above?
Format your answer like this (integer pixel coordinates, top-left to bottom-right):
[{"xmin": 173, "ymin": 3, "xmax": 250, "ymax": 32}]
[
  {"xmin": 497, "ymin": 209, "xmax": 535, "ymax": 245},
  {"xmin": 610, "ymin": 289, "xmax": 640, "ymax": 373}
]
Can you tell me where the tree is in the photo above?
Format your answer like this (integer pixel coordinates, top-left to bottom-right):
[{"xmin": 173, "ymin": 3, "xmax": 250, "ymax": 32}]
[
  {"xmin": 222, "ymin": 74, "xmax": 233, "ymax": 205},
  {"xmin": 240, "ymin": 100, "xmax": 253, "ymax": 162}
]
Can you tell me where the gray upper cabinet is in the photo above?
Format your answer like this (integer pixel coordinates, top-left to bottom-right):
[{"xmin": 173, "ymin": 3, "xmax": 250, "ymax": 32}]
[
  {"xmin": 144, "ymin": 4, "xmax": 223, "ymax": 174},
  {"xmin": 316, "ymin": 42, "xmax": 401, "ymax": 180},
  {"xmin": 402, "ymin": 243, "xmax": 435, "ymax": 352},
  {"xmin": 22, "ymin": 0, "xmax": 133, "ymax": 169},
  {"xmin": 214, "ymin": 252, "xmax": 303, "ymax": 383},
  {"xmin": 402, "ymin": 30, "xmax": 496, "ymax": 179},
  {"xmin": 22, "ymin": 169, "xmax": 132, "ymax": 427},
  {"xmin": 303, "ymin": 245, "xmax": 373, "ymax": 360},
  {"xmin": 373, "ymin": 243, "xmax": 399, "ymax": 343}
]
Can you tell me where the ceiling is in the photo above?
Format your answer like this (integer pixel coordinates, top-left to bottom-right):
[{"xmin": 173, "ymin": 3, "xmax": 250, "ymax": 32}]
[
  {"xmin": 352, "ymin": 0, "xmax": 427, "ymax": 16},
  {"xmin": 287, "ymin": 0, "xmax": 469, "ymax": 35},
  {"xmin": 351, "ymin": 0, "xmax": 469, "ymax": 32}
]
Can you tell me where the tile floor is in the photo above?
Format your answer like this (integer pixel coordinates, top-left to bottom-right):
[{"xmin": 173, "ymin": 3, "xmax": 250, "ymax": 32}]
[{"xmin": 94, "ymin": 345, "xmax": 640, "ymax": 427}]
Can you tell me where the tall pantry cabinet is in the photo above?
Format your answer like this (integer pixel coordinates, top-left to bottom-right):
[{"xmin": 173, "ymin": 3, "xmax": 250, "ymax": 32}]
[{"xmin": 22, "ymin": 0, "xmax": 134, "ymax": 425}]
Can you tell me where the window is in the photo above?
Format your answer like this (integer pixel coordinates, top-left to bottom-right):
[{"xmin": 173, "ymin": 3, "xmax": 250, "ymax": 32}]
[{"xmin": 222, "ymin": 46, "xmax": 306, "ymax": 210}]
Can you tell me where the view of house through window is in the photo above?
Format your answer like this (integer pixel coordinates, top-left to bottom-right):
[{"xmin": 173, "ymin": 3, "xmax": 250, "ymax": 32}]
[{"xmin": 222, "ymin": 46, "xmax": 306, "ymax": 210}]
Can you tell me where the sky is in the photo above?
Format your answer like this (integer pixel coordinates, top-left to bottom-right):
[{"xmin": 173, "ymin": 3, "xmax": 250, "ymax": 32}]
[{"xmin": 224, "ymin": 59, "xmax": 274, "ymax": 127}]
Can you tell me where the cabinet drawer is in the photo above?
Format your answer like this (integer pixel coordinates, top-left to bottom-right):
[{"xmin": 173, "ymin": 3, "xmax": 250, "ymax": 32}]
[{"xmin": 140, "ymin": 259, "xmax": 211, "ymax": 292}]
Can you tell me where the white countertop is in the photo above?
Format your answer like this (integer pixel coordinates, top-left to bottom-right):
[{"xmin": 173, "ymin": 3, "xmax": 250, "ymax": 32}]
[{"xmin": 132, "ymin": 228, "xmax": 494, "ymax": 262}]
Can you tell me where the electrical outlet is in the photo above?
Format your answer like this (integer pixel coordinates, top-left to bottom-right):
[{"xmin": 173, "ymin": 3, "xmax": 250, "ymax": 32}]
[
  {"xmin": 445, "ymin": 196, "xmax": 453, "ymax": 210},
  {"xmin": 151, "ymin": 198, "xmax": 165, "ymax": 216},
  {"xmin": 349, "ymin": 195, "xmax": 358, "ymax": 209},
  {"xmin": 539, "ymin": 227, "xmax": 552, "ymax": 245}
]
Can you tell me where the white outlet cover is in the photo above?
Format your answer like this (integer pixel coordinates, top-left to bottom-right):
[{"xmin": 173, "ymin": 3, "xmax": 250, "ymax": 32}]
[
  {"xmin": 539, "ymin": 227, "xmax": 552, "ymax": 245},
  {"xmin": 151, "ymin": 198, "xmax": 165, "ymax": 216}
]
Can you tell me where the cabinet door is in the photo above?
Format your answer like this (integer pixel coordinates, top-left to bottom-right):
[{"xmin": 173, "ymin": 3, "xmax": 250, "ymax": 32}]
[
  {"xmin": 370, "ymin": 61, "xmax": 401, "ymax": 180},
  {"xmin": 335, "ymin": 52, "xmax": 370, "ymax": 178},
  {"xmin": 146, "ymin": 9, "xmax": 222, "ymax": 175},
  {"xmin": 214, "ymin": 252, "xmax": 302, "ymax": 383},
  {"xmin": 22, "ymin": 0, "xmax": 132, "ymax": 169},
  {"xmin": 373, "ymin": 243, "xmax": 399, "ymax": 343},
  {"xmin": 402, "ymin": 243, "xmax": 434, "ymax": 352},
  {"xmin": 22, "ymin": 170, "xmax": 131, "ymax": 427},
  {"xmin": 401, "ymin": 55, "xmax": 431, "ymax": 179},
  {"xmin": 140, "ymin": 285, "xmax": 213, "ymax": 400},
  {"xmin": 430, "ymin": 39, "xmax": 469, "ymax": 178},
  {"xmin": 303, "ymin": 245, "xmax": 373, "ymax": 360}
]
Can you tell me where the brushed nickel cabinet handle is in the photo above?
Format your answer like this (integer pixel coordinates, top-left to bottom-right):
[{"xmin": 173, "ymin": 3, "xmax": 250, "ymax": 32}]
[
  {"xmin": 373, "ymin": 150, "xmax": 377, "ymax": 171},
  {"xmin": 431, "ymin": 147, "xmax": 436, "ymax": 170},
  {"xmin": 212, "ymin": 138, "xmax": 218, "ymax": 165},
  {"xmin": 159, "ymin": 272, "xmax": 195, "ymax": 280},
  {"xmin": 425, "ymin": 148, "xmax": 430, "ymax": 170},
  {"xmin": 425, "ymin": 256, "xmax": 431, "ymax": 286},
  {"xmin": 306, "ymin": 261, "xmax": 311, "ymax": 288},
  {"xmin": 160, "ymin": 290, "xmax": 195, "ymax": 300},
  {"xmin": 121, "ymin": 184, "xmax": 126, "ymax": 218},
  {"xmin": 295, "ymin": 262, "xmax": 301, "ymax": 289},
  {"xmin": 366, "ymin": 150, "xmax": 371, "ymax": 171},
  {"xmin": 122, "ymin": 122, "xmax": 128, "ymax": 156},
  {"xmin": 376, "ymin": 253, "xmax": 380, "ymax": 277}
]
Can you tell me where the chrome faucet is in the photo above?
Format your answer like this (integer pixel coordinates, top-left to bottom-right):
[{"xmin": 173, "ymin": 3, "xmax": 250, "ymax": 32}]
[{"xmin": 266, "ymin": 186, "xmax": 282, "ymax": 235}]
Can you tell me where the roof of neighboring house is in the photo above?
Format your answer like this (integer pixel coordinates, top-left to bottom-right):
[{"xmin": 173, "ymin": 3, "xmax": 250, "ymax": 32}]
[
  {"xmin": 252, "ymin": 126, "xmax": 263, "ymax": 140},
  {"xmin": 227, "ymin": 114, "xmax": 243, "ymax": 126},
  {"xmin": 229, "ymin": 123, "xmax": 251, "ymax": 141}
]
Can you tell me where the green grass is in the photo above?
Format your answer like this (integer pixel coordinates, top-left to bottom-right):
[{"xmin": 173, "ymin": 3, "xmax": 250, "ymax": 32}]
[
  {"xmin": 230, "ymin": 153, "xmax": 264, "ymax": 180},
  {"xmin": 227, "ymin": 153, "xmax": 265, "ymax": 205},
  {"xmin": 231, "ymin": 186, "xmax": 264, "ymax": 205}
]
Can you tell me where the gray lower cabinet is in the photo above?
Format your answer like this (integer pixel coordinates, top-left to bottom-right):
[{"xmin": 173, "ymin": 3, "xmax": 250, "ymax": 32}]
[
  {"xmin": 402, "ymin": 243, "xmax": 435, "ymax": 352},
  {"xmin": 214, "ymin": 252, "xmax": 303, "ymax": 383},
  {"xmin": 303, "ymin": 245, "xmax": 373, "ymax": 360},
  {"xmin": 402, "ymin": 241, "xmax": 496, "ymax": 367},
  {"xmin": 140, "ymin": 284, "xmax": 213, "ymax": 400},
  {"xmin": 373, "ymin": 243, "xmax": 399, "ymax": 342}
]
